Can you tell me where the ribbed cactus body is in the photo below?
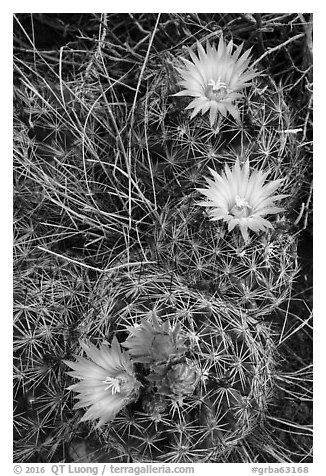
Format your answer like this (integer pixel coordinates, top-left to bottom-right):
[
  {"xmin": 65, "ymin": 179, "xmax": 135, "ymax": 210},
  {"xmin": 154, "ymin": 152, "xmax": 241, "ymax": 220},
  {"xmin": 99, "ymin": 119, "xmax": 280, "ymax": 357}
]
[
  {"xmin": 151, "ymin": 195, "xmax": 298, "ymax": 313},
  {"xmin": 134, "ymin": 66, "xmax": 301, "ymax": 315},
  {"xmin": 136, "ymin": 62, "xmax": 307, "ymax": 217},
  {"xmin": 84, "ymin": 264, "xmax": 275, "ymax": 462}
]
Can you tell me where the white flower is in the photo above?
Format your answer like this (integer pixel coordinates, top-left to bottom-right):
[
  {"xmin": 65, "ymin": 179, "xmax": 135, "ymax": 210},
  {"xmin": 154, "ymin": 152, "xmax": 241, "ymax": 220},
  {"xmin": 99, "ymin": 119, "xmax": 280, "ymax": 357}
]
[
  {"xmin": 174, "ymin": 38, "xmax": 259, "ymax": 125},
  {"xmin": 65, "ymin": 337, "xmax": 141, "ymax": 428},
  {"xmin": 196, "ymin": 159, "xmax": 287, "ymax": 241}
]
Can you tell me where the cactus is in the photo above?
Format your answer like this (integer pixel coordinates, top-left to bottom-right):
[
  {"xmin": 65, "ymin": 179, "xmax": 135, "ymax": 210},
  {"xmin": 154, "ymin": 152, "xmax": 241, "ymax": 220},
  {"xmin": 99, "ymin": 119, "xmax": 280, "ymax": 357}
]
[
  {"xmin": 64, "ymin": 264, "xmax": 276, "ymax": 462},
  {"xmin": 151, "ymin": 194, "xmax": 298, "ymax": 313},
  {"xmin": 14, "ymin": 260, "xmax": 276, "ymax": 463},
  {"xmin": 132, "ymin": 46, "xmax": 305, "ymax": 315},
  {"xmin": 14, "ymin": 14, "xmax": 312, "ymax": 464},
  {"xmin": 135, "ymin": 45, "xmax": 309, "ymax": 215}
]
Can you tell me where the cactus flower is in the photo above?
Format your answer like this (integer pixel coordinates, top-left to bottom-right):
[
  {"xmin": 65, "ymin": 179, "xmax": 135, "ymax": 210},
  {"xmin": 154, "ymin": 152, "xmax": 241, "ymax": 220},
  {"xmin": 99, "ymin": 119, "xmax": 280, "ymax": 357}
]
[
  {"xmin": 122, "ymin": 314, "xmax": 185, "ymax": 364},
  {"xmin": 65, "ymin": 337, "xmax": 141, "ymax": 427},
  {"xmin": 197, "ymin": 159, "xmax": 287, "ymax": 242},
  {"xmin": 174, "ymin": 37, "xmax": 258, "ymax": 125}
]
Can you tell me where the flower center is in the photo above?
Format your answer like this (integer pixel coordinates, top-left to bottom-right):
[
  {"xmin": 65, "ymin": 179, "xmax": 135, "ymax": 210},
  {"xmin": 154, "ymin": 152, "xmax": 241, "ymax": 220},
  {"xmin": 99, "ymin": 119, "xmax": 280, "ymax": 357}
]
[
  {"xmin": 103, "ymin": 376, "xmax": 122, "ymax": 394},
  {"xmin": 230, "ymin": 195, "xmax": 253, "ymax": 218},
  {"xmin": 205, "ymin": 79, "xmax": 228, "ymax": 101}
]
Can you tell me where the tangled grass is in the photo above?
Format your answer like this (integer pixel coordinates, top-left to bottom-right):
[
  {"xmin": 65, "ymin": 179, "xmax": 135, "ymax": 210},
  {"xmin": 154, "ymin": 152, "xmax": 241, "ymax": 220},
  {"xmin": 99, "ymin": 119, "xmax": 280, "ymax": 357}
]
[{"xmin": 13, "ymin": 13, "xmax": 312, "ymax": 463}]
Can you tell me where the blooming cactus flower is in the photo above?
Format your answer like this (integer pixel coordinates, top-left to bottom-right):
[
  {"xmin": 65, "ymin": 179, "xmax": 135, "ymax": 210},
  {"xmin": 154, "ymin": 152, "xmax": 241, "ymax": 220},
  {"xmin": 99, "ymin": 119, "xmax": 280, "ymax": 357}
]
[
  {"xmin": 174, "ymin": 37, "xmax": 259, "ymax": 125},
  {"xmin": 65, "ymin": 337, "xmax": 141, "ymax": 427},
  {"xmin": 196, "ymin": 159, "xmax": 287, "ymax": 242},
  {"xmin": 122, "ymin": 314, "xmax": 185, "ymax": 364}
]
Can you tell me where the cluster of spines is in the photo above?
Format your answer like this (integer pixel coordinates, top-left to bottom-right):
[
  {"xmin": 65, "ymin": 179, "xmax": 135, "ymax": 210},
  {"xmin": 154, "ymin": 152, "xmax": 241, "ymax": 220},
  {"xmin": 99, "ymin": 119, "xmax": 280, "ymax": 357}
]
[
  {"xmin": 151, "ymin": 196, "xmax": 298, "ymax": 313},
  {"xmin": 13, "ymin": 256, "xmax": 92, "ymax": 462}
]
